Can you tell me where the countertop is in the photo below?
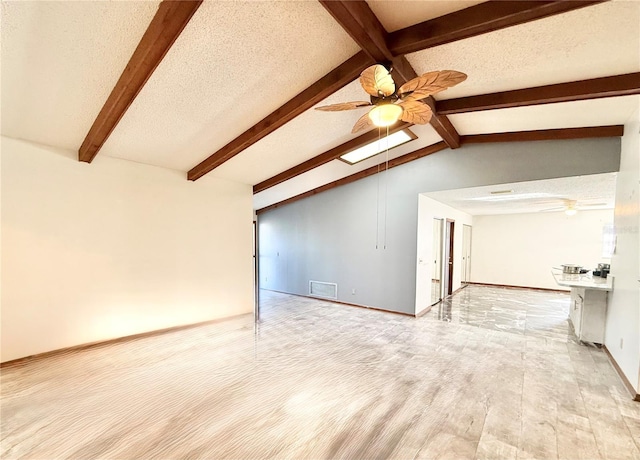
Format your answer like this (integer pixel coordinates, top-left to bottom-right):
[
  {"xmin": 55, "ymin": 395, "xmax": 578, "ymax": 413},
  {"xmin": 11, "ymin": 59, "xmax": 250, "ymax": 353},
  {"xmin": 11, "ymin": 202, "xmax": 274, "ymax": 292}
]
[{"xmin": 551, "ymin": 270, "xmax": 613, "ymax": 291}]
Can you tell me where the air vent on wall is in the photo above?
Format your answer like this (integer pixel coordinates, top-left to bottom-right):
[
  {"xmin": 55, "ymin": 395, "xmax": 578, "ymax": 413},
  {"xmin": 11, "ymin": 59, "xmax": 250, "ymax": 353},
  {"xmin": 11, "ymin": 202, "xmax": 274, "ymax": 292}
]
[{"xmin": 309, "ymin": 280, "xmax": 338, "ymax": 300}]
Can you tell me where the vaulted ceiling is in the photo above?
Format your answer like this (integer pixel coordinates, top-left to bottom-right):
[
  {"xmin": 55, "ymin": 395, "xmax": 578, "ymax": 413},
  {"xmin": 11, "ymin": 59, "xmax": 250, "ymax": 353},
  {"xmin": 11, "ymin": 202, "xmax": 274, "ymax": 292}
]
[{"xmin": 2, "ymin": 0, "xmax": 639, "ymax": 211}]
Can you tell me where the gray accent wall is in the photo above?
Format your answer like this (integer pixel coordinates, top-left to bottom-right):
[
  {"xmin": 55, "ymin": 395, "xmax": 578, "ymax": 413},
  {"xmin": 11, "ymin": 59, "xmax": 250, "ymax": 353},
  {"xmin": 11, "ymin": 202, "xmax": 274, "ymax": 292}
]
[{"xmin": 258, "ymin": 138, "xmax": 621, "ymax": 315}]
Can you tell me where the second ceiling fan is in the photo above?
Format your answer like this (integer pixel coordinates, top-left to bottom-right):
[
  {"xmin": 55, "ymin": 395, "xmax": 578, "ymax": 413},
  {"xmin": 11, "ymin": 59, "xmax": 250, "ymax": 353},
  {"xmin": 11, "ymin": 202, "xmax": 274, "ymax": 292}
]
[{"xmin": 316, "ymin": 64, "xmax": 467, "ymax": 133}]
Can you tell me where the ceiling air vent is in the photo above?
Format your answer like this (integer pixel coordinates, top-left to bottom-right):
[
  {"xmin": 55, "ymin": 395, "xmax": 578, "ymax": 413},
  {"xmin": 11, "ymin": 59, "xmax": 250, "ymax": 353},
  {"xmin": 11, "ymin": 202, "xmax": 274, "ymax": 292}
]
[{"xmin": 309, "ymin": 280, "xmax": 338, "ymax": 300}]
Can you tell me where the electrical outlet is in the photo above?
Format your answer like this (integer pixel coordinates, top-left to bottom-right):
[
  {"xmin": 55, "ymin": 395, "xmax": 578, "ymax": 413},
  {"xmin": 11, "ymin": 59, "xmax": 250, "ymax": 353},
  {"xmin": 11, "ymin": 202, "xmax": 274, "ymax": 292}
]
[
  {"xmin": 620, "ymin": 338, "xmax": 624, "ymax": 349},
  {"xmin": 351, "ymin": 289, "xmax": 356, "ymax": 295},
  {"xmin": 265, "ymin": 276, "xmax": 268, "ymax": 282}
]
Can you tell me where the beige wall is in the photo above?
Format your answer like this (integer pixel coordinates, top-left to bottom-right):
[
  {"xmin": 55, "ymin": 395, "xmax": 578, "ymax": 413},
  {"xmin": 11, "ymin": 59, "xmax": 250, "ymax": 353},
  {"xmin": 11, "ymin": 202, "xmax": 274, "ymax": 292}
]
[
  {"xmin": 470, "ymin": 209, "xmax": 614, "ymax": 290},
  {"xmin": 1, "ymin": 137, "xmax": 254, "ymax": 362}
]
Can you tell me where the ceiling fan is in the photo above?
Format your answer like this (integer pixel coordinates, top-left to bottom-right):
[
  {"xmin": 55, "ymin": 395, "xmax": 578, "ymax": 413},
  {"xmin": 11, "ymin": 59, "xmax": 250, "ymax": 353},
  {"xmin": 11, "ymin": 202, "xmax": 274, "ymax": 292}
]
[
  {"xmin": 540, "ymin": 199, "xmax": 609, "ymax": 215},
  {"xmin": 315, "ymin": 64, "xmax": 467, "ymax": 134}
]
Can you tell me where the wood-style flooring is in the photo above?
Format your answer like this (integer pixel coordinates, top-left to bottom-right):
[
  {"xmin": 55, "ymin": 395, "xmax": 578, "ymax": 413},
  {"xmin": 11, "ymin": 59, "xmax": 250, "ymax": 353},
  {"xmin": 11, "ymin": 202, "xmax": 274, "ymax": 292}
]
[{"xmin": 1, "ymin": 285, "xmax": 639, "ymax": 459}]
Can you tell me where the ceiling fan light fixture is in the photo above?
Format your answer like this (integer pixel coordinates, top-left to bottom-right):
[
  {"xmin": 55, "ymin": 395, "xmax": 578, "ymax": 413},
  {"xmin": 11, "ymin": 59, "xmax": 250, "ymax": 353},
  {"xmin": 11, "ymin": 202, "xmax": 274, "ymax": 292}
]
[{"xmin": 368, "ymin": 103, "xmax": 403, "ymax": 127}]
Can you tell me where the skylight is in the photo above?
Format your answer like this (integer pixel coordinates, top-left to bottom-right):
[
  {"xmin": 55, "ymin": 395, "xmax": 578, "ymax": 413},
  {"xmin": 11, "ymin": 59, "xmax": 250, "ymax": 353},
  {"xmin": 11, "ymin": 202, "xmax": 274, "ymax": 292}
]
[{"xmin": 339, "ymin": 129, "xmax": 416, "ymax": 165}]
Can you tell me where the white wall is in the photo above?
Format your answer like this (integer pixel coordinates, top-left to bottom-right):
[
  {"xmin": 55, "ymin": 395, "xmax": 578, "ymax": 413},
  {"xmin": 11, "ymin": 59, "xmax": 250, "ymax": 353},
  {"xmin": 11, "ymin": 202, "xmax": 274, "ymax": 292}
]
[
  {"xmin": 1, "ymin": 137, "xmax": 255, "ymax": 362},
  {"xmin": 416, "ymin": 195, "xmax": 473, "ymax": 315},
  {"xmin": 470, "ymin": 210, "xmax": 614, "ymax": 290},
  {"xmin": 605, "ymin": 106, "xmax": 640, "ymax": 392}
]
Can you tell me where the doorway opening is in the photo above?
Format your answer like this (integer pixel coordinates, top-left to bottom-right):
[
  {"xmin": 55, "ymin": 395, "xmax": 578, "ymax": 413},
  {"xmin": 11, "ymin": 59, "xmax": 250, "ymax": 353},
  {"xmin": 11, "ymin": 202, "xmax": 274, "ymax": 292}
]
[
  {"xmin": 253, "ymin": 220, "xmax": 260, "ymax": 322},
  {"xmin": 462, "ymin": 224, "xmax": 472, "ymax": 285},
  {"xmin": 444, "ymin": 219, "xmax": 455, "ymax": 296},
  {"xmin": 431, "ymin": 218, "xmax": 444, "ymax": 305}
]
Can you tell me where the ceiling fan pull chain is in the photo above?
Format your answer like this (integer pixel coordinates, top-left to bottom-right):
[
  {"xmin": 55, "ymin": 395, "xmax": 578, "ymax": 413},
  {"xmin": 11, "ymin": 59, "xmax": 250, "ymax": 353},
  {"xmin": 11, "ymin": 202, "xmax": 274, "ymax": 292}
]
[
  {"xmin": 383, "ymin": 125, "xmax": 390, "ymax": 250},
  {"xmin": 375, "ymin": 126, "xmax": 381, "ymax": 250}
]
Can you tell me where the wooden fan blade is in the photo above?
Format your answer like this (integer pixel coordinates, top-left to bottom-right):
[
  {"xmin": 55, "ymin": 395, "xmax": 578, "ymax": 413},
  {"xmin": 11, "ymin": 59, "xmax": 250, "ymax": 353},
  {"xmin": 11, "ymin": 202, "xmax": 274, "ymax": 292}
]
[
  {"xmin": 315, "ymin": 101, "xmax": 372, "ymax": 112},
  {"xmin": 398, "ymin": 70, "xmax": 467, "ymax": 101},
  {"xmin": 359, "ymin": 64, "xmax": 395, "ymax": 97},
  {"xmin": 399, "ymin": 100, "xmax": 433, "ymax": 125},
  {"xmin": 352, "ymin": 111, "xmax": 374, "ymax": 134}
]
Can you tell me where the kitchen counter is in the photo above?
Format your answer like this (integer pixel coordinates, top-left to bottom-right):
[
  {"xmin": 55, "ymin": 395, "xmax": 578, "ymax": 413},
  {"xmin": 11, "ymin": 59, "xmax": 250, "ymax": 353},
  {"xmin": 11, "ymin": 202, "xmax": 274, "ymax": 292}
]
[
  {"xmin": 551, "ymin": 269, "xmax": 612, "ymax": 344},
  {"xmin": 551, "ymin": 270, "xmax": 613, "ymax": 291}
]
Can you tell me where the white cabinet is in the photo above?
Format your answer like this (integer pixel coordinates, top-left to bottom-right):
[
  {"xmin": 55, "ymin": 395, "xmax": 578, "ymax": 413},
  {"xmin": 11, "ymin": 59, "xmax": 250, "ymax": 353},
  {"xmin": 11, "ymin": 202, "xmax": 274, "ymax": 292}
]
[
  {"xmin": 552, "ymin": 271, "xmax": 612, "ymax": 345},
  {"xmin": 569, "ymin": 288, "xmax": 584, "ymax": 338},
  {"xmin": 569, "ymin": 287, "xmax": 608, "ymax": 344}
]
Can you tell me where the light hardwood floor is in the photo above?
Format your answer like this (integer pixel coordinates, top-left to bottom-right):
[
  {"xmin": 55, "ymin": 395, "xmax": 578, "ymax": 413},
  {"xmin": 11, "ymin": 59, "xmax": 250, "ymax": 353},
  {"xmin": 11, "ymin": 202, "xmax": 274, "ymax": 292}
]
[{"xmin": 1, "ymin": 286, "xmax": 638, "ymax": 459}]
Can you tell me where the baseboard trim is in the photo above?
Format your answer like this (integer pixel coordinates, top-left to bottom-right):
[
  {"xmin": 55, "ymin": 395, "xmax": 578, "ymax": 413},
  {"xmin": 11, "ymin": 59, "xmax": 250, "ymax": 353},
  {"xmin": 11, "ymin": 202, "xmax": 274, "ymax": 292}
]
[
  {"xmin": 451, "ymin": 284, "xmax": 469, "ymax": 296},
  {"xmin": 466, "ymin": 282, "xmax": 567, "ymax": 293},
  {"xmin": 261, "ymin": 288, "xmax": 416, "ymax": 317},
  {"xmin": 602, "ymin": 345, "xmax": 640, "ymax": 401},
  {"xmin": 416, "ymin": 305, "xmax": 434, "ymax": 317},
  {"xmin": 0, "ymin": 312, "xmax": 251, "ymax": 368},
  {"xmin": 416, "ymin": 283, "xmax": 470, "ymax": 317},
  {"xmin": 263, "ymin": 282, "xmax": 474, "ymax": 319}
]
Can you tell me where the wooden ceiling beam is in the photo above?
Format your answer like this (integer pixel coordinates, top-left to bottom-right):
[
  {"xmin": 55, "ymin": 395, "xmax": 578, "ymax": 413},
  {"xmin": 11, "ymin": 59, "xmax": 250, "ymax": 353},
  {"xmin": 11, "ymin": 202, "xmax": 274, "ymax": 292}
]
[
  {"xmin": 319, "ymin": 1, "xmax": 416, "ymax": 86},
  {"xmin": 437, "ymin": 73, "xmax": 640, "ymax": 115},
  {"xmin": 388, "ymin": 1, "xmax": 607, "ymax": 56},
  {"xmin": 189, "ymin": 0, "xmax": 609, "ymax": 180},
  {"xmin": 257, "ymin": 124, "xmax": 623, "ymax": 213},
  {"xmin": 256, "ymin": 142, "xmax": 449, "ymax": 214},
  {"xmin": 187, "ymin": 52, "xmax": 373, "ymax": 181},
  {"xmin": 254, "ymin": 1, "xmax": 463, "ymax": 193},
  {"xmin": 79, "ymin": 0, "xmax": 202, "ymax": 163},
  {"xmin": 318, "ymin": 0, "xmax": 391, "ymax": 64},
  {"xmin": 389, "ymin": 55, "xmax": 418, "ymax": 84},
  {"xmin": 318, "ymin": 0, "xmax": 430, "ymax": 87},
  {"xmin": 423, "ymin": 96, "xmax": 460, "ymax": 149},
  {"xmin": 318, "ymin": 0, "xmax": 461, "ymax": 149},
  {"xmin": 461, "ymin": 125, "xmax": 624, "ymax": 144},
  {"xmin": 253, "ymin": 122, "xmax": 412, "ymax": 194}
]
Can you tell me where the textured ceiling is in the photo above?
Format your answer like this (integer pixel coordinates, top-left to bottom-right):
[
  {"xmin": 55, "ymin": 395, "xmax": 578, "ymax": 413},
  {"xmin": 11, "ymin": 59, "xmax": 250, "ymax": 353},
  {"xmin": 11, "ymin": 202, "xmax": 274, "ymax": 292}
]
[
  {"xmin": 367, "ymin": 0, "xmax": 484, "ymax": 32},
  {"xmin": 410, "ymin": 1, "xmax": 640, "ymax": 100},
  {"xmin": 422, "ymin": 173, "xmax": 618, "ymax": 216},
  {"xmin": 252, "ymin": 123, "xmax": 443, "ymax": 210},
  {"xmin": 1, "ymin": 0, "xmax": 637, "ymax": 213},
  {"xmin": 1, "ymin": 0, "xmax": 159, "ymax": 150},
  {"xmin": 449, "ymin": 96, "xmax": 640, "ymax": 135},
  {"xmin": 98, "ymin": 0, "xmax": 360, "ymax": 171},
  {"xmin": 253, "ymin": 0, "xmax": 639, "ymax": 209},
  {"xmin": 209, "ymin": 80, "xmax": 372, "ymax": 185}
]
